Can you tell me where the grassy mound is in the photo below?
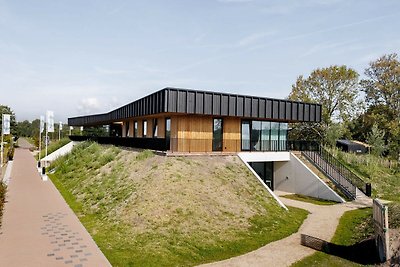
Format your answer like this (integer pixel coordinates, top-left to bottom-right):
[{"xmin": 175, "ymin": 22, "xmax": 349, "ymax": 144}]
[{"xmin": 50, "ymin": 142, "xmax": 308, "ymax": 266}]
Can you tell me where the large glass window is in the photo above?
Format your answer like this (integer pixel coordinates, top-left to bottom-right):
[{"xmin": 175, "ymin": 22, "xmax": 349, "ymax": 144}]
[
  {"xmin": 251, "ymin": 121, "xmax": 262, "ymax": 151},
  {"xmin": 279, "ymin": 123, "xmax": 288, "ymax": 150},
  {"xmin": 241, "ymin": 121, "xmax": 250, "ymax": 151},
  {"xmin": 143, "ymin": 120, "xmax": 147, "ymax": 137},
  {"xmin": 241, "ymin": 121, "xmax": 288, "ymax": 151},
  {"xmin": 153, "ymin": 119, "xmax": 158, "ymax": 137},
  {"xmin": 165, "ymin": 118, "xmax": 171, "ymax": 139},
  {"xmin": 261, "ymin": 121, "xmax": 271, "ymax": 151},
  {"xmin": 212, "ymin": 118, "xmax": 223, "ymax": 151},
  {"xmin": 134, "ymin": 121, "xmax": 138, "ymax": 137},
  {"xmin": 270, "ymin": 122, "xmax": 280, "ymax": 151}
]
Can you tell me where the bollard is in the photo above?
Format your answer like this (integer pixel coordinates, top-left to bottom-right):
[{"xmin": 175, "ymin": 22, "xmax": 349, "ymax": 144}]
[
  {"xmin": 366, "ymin": 183, "xmax": 372, "ymax": 197},
  {"xmin": 38, "ymin": 161, "xmax": 41, "ymax": 168},
  {"xmin": 42, "ymin": 166, "xmax": 46, "ymax": 175}
]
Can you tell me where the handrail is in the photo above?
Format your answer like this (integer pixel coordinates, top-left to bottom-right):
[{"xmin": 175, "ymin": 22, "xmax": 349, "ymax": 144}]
[
  {"xmin": 317, "ymin": 146, "xmax": 367, "ymax": 195},
  {"xmin": 291, "ymin": 140, "xmax": 370, "ymax": 199}
]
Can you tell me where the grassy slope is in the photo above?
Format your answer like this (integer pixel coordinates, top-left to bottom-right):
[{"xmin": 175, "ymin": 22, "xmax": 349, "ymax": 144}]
[
  {"xmin": 292, "ymin": 208, "xmax": 374, "ymax": 267},
  {"xmin": 332, "ymin": 150, "xmax": 400, "ymax": 202},
  {"xmin": 37, "ymin": 137, "xmax": 70, "ymax": 160},
  {"xmin": 49, "ymin": 142, "xmax": 308, "ymax": 267}
]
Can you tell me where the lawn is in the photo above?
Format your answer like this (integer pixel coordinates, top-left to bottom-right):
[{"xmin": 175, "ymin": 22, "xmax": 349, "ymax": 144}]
[
  {"xmin": 292, "ymin": 208, "xmax": 376, "ymax": 267},
  {"xmin": 281, "ymin": 194, "xmax": 339, "ymax": 206},
  {"xmin": 49, "ymin": 142, "xmax": 308, "ymax": 266}
]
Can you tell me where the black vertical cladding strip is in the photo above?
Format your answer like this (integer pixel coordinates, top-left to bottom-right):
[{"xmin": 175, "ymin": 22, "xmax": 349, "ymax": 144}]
[
  {"xmin": 272, "ymin": 100, "xmax": 279, "ymax": 119},
  {"xmin": 286, "ymin": 102, "xmax": 292, "ymax": 120},
  {"xmin": 228, "ymin": 95, "xmax": 236, "ymax": 116},
  {"xmin": 195, "ymin": 91, "xmax": 203, "ymax": 114},
  {"xmin": 178, "ymin": 90, "xmax": 187, "ymax": 113},
  {"xmin": 187, "ymin": 91, "xmax": 195, "ymax": 114},
  {"xmin": 237, "ymin": 96, "xmax": 244, "ymax": 116},
  {"xmin": 244, "ymin": 97, "xmax": 252, "ymax": 117},
  {"xmin": 259, "ymin": 99, "xmax": 266, "ymax": 118},
  {"xmin": 266, "ymin": 99, "xmax": 272, "ymax": 119},
  {"xmin": 213, "ymin": 94, "xmax": 221, "ymax": 115},
  {"xmin": 304, "ymin": 104, "xmax": 310, "ymax": 122},
  {"xmin": 279, "ymin": 100, "xmax": 286, "ymax": 120},
  {"xmin": 310, "ymin": 104, "xmax": 316, "ymax": 122},
  {"xmin": 298, "ymin": 103, "xmax": 304, "ymax": 121},
  {"xmin": 204, "ymin": 93, "xmax": 212, "ymax": 115},
  {"xmin": 164, "ymin": 89, "xmax": 169, "ymax": 113},
  {"xmin": 315, "ymin": 105, "xmax": 321, "ymax": 122},
  {"xmin": 251, "ymin": 98, "xmax": 258, "ymax": 117},
  {"xmin": 221, "ymin": 95, "xmax": 229, "ymax": 116}
]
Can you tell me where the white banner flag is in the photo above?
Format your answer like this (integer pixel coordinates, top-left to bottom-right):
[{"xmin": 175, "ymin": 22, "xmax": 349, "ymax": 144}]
[
  {"xmin": 2, "ymin": 114, "xmax": 10, "ymax": 135},
  {"xmin": 47, "ymin": 110, "xmax": 54, "ymax": 133},
  {"xmin": 40, "ymin": 115, "xmax": 45, "ymax": 133},
  {"xmin": 59, "ymin": 121, "xmax": 63, "ymax": 130}
]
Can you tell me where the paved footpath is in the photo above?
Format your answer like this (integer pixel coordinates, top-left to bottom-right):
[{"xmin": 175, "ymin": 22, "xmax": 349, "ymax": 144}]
[
  {"xmin": 201, "ymin": 195, "xmax": 371, "ymax": 267},
  {"xmin": 0, "ymin": 146, "xmax": 111, "ymax": 267}
]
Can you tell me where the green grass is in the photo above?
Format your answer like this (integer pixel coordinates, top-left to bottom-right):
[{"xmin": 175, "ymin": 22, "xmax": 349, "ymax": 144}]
[
  {"xmin": 37, "ymin": 137, "xmax": 70, "ymax": 160},
  {"xmin": 331, "ymin": 149, "xmax": 400, "ymax": 203},
  {"xmin": 282, "ymin": 194, "xmax": 339, "ymax": 206},
  {"xmin": 49, "ymin": 142, "xmax": 309, "ymax": 267},
  {"xmin": 0, "ymin": 182, "xmax": 6, "ymax": 227},
  {"xmin": 292, "ymin": 208, "xmax": 374, "ymax": 267}
]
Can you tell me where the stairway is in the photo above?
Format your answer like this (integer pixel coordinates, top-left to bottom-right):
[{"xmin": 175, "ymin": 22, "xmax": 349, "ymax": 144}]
[{"xmin": 292, "ymin": 151, "xmax": 351, "ymax": 200}]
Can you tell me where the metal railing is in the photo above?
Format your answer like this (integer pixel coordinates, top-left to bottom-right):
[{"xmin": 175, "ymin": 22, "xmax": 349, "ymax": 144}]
[{"xmin": 294, "ymin": 142, "xmax": 370, "ymax": 199}]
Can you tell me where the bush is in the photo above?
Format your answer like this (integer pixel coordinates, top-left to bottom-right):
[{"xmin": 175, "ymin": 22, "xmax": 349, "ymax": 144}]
[{"xmin": 7, "ymin": 146, "xmax": 14, "ymax": 160}]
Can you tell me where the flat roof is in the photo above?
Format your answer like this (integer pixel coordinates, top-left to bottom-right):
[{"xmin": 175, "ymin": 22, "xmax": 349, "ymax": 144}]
[{"xmin": 68, "ymin": 87, "xmax": 322, "ymax": 126}]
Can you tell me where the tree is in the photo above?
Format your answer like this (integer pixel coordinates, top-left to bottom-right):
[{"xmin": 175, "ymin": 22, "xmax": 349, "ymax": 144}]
[
  {"xmin": 360, "ymin": 54, "xmax": 400, "ymax": 159},
  {"xmin": 367, "ymin": 123, "xmax": 385, "ymax": 157},
  {"xmin": 288, "ymin": 65, "xmax": 361, "ymax": 144},
  {"xmin": 361, "ymin": 53, "xmax": 400, "ymax": 121}
]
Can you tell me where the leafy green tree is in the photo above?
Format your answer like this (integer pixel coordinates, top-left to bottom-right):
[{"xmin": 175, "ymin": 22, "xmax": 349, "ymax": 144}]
[
  {"xmin": 288, "ymin": 65, "xmax": 361, "ymax": 144},
  {"xmin": 361, "ymin": 53, "xmax": 400, "ymax": 121},
  {"xmin": 360, "ymin": 54, "xmax": 400, "ymax": 159},
  {"xmin": 367, "ymin": 123, "xmax": 385, "ymax": 157}
]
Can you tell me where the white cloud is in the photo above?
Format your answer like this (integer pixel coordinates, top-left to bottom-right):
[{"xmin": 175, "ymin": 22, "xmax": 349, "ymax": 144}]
[{"xmin": 77, "ymin": 97, "xmax": 102, "ymax": 114}]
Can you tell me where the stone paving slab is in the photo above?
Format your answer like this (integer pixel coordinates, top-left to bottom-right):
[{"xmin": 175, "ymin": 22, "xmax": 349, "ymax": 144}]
[{"xmin": 0, "ymin": 147, "xmax": 111, "ymax": 267}]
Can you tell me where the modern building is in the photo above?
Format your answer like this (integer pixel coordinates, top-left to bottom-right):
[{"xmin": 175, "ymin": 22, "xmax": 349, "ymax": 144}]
[{"xmin": 68, "ymin": 87, "xmax": 322, "ymax": 153}]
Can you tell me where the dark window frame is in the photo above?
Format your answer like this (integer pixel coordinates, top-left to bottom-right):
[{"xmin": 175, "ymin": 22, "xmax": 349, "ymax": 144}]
[{"xmin": 212, "ymin": 118, "xmax": 223, "ymax": 152}]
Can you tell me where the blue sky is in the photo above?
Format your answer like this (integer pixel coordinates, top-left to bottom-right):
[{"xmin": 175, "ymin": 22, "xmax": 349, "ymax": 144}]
[{"xmin": 1, "ymin": 0, "xmax": 399, "ymax": 122}]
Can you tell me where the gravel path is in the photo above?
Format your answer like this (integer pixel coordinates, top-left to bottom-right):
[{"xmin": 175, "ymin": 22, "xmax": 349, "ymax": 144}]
[{"xmin": 201, "ymin": 195, "xmax": 370, "ymax": 267}]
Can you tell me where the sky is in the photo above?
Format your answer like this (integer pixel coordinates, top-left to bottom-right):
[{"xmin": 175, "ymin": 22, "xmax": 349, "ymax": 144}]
[{"xmin": 0, "ymin": 0, "xmax": 399, "ymax": 122}]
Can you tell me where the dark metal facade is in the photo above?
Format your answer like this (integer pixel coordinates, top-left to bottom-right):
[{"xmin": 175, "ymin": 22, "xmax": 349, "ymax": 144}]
[{"xmin": 68, "ymin": 87, "xmax": 322, "ymax": 126}]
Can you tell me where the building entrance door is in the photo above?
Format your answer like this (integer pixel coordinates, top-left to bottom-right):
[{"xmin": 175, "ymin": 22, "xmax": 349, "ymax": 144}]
[{"xmin": 249, "ymin": 162, "xmax": 274, "ymax": 190}]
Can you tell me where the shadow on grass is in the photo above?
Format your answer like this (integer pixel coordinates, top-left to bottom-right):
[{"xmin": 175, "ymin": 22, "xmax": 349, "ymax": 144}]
[{"xmin": 300, "ymin": 234, "xmax": 381, "ymax": 265}]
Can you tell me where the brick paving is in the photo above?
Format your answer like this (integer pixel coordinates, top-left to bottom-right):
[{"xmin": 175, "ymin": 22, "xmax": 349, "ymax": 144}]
[{"xmin": 0, "ymin": 146, "xmax": 110, "ymax": 267}]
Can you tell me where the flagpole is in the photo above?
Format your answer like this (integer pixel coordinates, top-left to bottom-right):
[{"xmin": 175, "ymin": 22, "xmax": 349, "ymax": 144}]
[{"xmin": 38, "ymin": 127, "xmax": 41, "ymax": 165}]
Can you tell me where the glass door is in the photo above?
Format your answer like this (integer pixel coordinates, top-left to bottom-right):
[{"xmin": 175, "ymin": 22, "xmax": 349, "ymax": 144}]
[{"xmin": 212, "ymin": 118, "xmax": 223, "ymax": 151}]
